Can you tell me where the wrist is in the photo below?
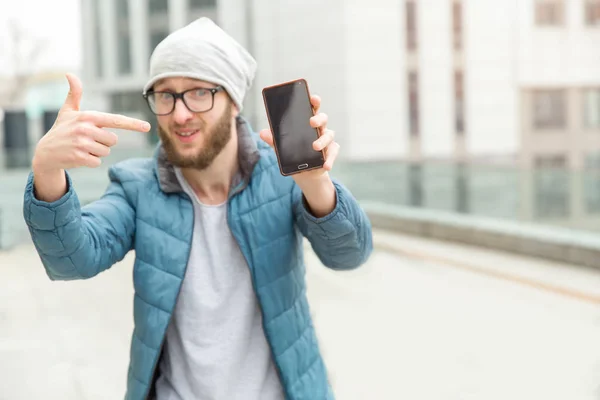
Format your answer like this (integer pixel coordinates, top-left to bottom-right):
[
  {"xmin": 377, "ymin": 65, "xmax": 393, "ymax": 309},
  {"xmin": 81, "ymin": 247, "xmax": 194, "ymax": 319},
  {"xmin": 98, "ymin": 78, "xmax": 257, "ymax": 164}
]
[
  {"xmin": 294, "ymin": 170, "xmax": 330, "ymax": 190},
  {"xmin": 32, "ymin": 155, "xmax": 61, "ymax": 177},
  {"xmin": 297, "ymin": 173, "xmax": 336, "ymax": 218},
  {"xmin": 31, "ymin": 155, "xmax": 67, "ymax": 203}
]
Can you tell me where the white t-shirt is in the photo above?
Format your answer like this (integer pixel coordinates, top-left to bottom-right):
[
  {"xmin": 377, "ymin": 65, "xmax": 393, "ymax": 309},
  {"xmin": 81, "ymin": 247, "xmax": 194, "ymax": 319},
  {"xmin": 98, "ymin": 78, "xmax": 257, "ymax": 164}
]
[{"xmin": 154, "ymin": 168, "xmax": 285, "ymax": 400}]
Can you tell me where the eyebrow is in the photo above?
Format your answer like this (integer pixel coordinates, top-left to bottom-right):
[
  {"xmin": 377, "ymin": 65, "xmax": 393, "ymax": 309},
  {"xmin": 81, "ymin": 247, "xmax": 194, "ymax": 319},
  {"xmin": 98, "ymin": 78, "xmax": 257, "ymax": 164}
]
[{"xmin": 153, "ymin": 84, "xmax": 216, "ymax": 92}]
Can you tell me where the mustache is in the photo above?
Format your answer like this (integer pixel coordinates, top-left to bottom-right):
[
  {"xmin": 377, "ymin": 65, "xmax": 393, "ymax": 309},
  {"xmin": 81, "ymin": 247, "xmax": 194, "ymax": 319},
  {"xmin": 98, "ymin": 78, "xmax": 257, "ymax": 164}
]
[
  {"xmin": 170, "ymin": 124, "xmax": 204, "ymax": 131},
  {"xmin": 170, "ymin": 119, "xmax": 206, "ymax": 131}
]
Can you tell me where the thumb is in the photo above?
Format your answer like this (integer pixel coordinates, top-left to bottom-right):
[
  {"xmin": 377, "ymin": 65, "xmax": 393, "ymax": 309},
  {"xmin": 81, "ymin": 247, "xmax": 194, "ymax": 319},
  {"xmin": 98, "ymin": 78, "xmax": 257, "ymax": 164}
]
[
  {"xmin": 61, "ymin": 73, "xmax": 82, "ymax": 112},
  {"xmin": 259, "ymin": 129, "xmax": 274, "ymax": 148}
]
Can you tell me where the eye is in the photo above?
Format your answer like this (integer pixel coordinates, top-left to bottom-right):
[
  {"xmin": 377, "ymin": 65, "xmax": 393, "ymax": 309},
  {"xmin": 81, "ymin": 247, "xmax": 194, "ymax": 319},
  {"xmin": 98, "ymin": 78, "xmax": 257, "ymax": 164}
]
[
  {"xmin": 156, "ymin": 92, "xmax": 172, "ymax": 101},
  {"xmin": 191, "ymin": 88, "xmax": 209, "ymax": 98}
]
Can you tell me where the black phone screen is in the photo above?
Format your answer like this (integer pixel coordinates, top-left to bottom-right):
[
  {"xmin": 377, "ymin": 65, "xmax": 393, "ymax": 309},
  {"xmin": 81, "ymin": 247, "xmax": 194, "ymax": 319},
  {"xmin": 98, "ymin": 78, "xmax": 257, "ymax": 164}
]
[{"xmin": 263, "ymin": 80, "xmax": 324, "ymax": 175}]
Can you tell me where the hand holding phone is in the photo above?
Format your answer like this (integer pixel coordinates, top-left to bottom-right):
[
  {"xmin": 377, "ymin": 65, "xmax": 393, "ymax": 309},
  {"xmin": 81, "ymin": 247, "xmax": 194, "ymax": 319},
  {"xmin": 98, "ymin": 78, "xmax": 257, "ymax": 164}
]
[{"xmin": 261, "ymin": 79, "xmax": 338, "ymax": 176}]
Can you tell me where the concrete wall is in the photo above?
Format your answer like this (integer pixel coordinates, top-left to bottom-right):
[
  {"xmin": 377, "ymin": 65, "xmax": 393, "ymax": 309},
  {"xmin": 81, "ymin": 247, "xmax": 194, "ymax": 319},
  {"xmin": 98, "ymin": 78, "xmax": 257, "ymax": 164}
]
[
  {"xmin": 342, "ymin": 0, "xmax": 407, "ymax": 160},
  {"xmin": 517, "ymin": 0, "xmax": 600, "ymax": 86},
  {"xmin": 419, "ymin": 0, "xmax": 454, "ymax": 158},
  {"xmin": 464, "ymin": 0, "xmax": 519, "ymax": 157}
]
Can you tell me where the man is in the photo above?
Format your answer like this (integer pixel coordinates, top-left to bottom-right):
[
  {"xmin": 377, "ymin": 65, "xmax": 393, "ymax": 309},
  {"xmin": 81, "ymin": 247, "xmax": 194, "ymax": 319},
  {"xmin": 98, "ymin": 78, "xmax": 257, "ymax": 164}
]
[{"xmin": 23, "ymin": 17, "xmax": 372, "ymax": 400}]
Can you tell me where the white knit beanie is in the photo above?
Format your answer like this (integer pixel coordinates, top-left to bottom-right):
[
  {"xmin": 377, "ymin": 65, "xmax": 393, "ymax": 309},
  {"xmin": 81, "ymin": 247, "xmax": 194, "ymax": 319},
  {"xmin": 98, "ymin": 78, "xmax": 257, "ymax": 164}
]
[{"xmin": 143, "ymin": 17, "xmax": 257, "ymax": 112}]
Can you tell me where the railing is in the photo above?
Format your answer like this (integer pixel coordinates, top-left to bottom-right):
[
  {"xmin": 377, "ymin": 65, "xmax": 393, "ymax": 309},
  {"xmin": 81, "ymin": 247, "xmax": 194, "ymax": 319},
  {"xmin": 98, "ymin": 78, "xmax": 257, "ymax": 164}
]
[
  {"xmin": 334, "ymin": 160, "xmax": 600, "ymax": 233},
  {"xmin": 2, "ymin": 145, "xmax": 600, "ymax": 250}
]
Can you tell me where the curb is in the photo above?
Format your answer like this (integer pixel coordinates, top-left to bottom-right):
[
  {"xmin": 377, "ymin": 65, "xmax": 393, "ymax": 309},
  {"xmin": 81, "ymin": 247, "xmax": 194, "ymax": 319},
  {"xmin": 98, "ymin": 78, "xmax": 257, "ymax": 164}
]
[{"xmin": 362, "ymin": 202, "xmax": 600, "ymax": 270}]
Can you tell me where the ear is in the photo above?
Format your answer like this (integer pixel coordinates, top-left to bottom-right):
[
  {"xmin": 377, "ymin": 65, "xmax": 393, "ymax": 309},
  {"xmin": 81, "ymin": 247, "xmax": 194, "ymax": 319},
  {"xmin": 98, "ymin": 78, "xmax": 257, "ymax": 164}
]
[{"xmin": 231, "ymin": 103, "xmax": 240, "ymax": 118}]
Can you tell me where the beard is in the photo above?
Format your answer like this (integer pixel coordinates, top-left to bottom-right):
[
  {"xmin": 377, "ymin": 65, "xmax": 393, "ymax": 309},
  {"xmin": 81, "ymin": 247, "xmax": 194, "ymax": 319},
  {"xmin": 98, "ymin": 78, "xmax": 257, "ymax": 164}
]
[{"xmin": 158, "ymin": 102, "xmax": 233, "ymax": 170}]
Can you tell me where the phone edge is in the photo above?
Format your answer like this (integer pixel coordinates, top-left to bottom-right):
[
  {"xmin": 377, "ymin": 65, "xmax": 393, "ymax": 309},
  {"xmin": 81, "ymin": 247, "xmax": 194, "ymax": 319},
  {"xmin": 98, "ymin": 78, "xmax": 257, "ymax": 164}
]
[{"xmin": 261, "ymin": 78, "xmax": 325, "ymax": 177}]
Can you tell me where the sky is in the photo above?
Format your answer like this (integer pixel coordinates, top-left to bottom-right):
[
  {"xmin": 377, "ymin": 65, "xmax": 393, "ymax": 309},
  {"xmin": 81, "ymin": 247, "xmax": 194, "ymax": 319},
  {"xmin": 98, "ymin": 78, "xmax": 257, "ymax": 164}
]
[{"xmin": 0, "ymin": 0, "xmax": 82, "ymax": 77}]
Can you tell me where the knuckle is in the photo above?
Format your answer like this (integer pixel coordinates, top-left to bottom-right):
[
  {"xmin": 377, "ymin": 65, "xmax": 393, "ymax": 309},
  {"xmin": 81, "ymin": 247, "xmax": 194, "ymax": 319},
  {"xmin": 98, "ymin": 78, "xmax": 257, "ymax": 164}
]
[
  {"xmin": 72, "ymin": 135, "xmax": 85, "ymax": 149},
  {"xmin": 76, "ymin": 111, "xmax": 88, "ymax": 122},
  {"xmin": 77, "ymin": 124, "xmax": 90, "ymax": 136},
  {"xmin": 82, "ymin": 135, "xmax": 93, "ymax": 148},
  {"xmin": 72, "ymin": 151, "xmax": 86, "ymax": 165},
  {"xmin": 112, "ymin": 116, "xmax": 124, "ymax": 127}
]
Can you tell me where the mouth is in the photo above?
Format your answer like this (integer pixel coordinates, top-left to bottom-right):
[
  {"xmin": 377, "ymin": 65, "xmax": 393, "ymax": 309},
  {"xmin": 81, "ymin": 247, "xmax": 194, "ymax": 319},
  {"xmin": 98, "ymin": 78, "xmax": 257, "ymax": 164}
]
[{"xmin": 174, "ymin": 129, "xmax": 200, "ymax": 143}]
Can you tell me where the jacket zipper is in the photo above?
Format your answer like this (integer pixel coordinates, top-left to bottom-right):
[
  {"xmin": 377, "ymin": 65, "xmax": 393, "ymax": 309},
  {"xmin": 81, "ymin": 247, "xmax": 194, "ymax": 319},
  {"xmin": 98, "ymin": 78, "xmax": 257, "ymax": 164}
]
[
  {"xmin": 226, "ymin": 181, "xmax": 289, "ymax": 399},
  {"xmin": 143, "ymin": 192, "xmax": 195, "ymax": 400}
]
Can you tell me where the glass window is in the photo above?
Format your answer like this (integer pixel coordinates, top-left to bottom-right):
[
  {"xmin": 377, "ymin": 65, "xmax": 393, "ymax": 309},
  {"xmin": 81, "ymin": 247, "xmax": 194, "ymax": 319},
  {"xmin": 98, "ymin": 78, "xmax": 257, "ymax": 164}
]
[
  {"xmin": 455, "ymin": 71, "xmax": 465, "ymax": 135},
  {"xmin": 406, "ymin": 1, "xmax": 417, "ymax": 51},
  {"xmin": 534, "ymin": 155, "xmax": 569, "ymax": 218},
  {"xmin": 408, "ymin": 72, "xmax": 420, "ymax": 137},
  {"xmin": 535, "ymin": 0, "xmax": 564, "ymax": 26},
  {"xmin": 117, "ymin": 0, "xmax": 129, "ymax": 16},
  {"xmin": 584, "ymin": 153, "xmax": 600, "ymax": 213},
  {"xmin": 584, "ymin": 89, "xmax": 600, "ymax": 128},
  {"xmin": 585, "ymin": 153, "xmax": 600, "ymax": 169},
  {"xmin": 92, "ymin": 0, "xmax": 103, "ymax": 78},
  {"xmin": 149, "ymin": 0, "xmax": 168, "ymax": 14},
  {"xmin": 118, "ymin": 33, "xmax": 132, "ymax": 75},
  {"xmin": 116, "ymin": 0, "xmax": 132, "ymax": 75},
  {"xmin": 453, "ymin": 2, "xmax": 463, "ymax": 50},
  {"xmin": 532, "ymin": 89, "xmax": 566, "ymax": 130},
  {"xmin": 189, "ymin": 0, "xmax": 216, "ymax": 8},
  {"xmin": 585, "ymin": 0, "xmax": 600, "ymax": 25},
  {"xmin": 408, "ymin": 163, "xmax": 423, "ymax": 207},
  {"xmin": 111, "ymin": 92, "xmax": 146, "ymax": 113},
  {"xmin": 150, "ymin": 31, "xmax": 169, "ymax": 55}
]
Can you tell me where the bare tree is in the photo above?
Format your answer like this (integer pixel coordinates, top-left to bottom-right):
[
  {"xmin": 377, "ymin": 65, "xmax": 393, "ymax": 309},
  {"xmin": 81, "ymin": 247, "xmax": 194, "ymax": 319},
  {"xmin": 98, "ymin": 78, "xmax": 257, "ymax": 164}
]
[{"xmin": 1, "ymin": 18, "xmax": 48, "ymax": 105}]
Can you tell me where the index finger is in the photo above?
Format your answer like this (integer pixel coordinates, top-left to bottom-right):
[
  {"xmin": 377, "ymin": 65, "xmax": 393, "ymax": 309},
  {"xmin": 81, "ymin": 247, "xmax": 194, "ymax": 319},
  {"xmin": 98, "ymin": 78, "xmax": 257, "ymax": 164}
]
[{"xmin": 81, "ymin": 111, "xmax": 151, "ymax": 132}]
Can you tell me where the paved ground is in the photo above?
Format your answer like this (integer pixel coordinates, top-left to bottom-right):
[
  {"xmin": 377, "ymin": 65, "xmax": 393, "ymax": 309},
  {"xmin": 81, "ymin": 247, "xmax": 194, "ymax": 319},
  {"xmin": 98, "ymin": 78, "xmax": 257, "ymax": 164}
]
[{"xmin": 1, "ymin": 230, "xmax": 600, "ymax": 399}]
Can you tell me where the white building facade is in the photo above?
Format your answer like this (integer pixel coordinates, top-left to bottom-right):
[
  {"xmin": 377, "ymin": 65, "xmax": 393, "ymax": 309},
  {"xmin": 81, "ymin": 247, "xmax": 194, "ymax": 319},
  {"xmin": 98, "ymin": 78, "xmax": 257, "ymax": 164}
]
[{"xmin": 80, "ymin": 0, "xmax": 600, "ymax": 164}]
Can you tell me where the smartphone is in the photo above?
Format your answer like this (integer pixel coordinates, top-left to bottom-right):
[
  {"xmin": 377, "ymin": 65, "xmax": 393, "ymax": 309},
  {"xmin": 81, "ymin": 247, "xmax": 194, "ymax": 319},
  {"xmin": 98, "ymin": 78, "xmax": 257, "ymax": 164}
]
[{"xmin": 262, "ymin": 79, "xmax": 325, "ymax": 176}]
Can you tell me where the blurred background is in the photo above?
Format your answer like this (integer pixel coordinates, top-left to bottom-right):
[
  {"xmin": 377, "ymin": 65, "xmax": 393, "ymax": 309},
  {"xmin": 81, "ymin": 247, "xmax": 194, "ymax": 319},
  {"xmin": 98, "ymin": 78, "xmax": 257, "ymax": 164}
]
[
  {"xmin": 1, "ymin": 0, "xmax": 600, "ymax": 399},
  {"xmin": 1, "ymin": 0, "xmax": 600, "ymax": 244}
]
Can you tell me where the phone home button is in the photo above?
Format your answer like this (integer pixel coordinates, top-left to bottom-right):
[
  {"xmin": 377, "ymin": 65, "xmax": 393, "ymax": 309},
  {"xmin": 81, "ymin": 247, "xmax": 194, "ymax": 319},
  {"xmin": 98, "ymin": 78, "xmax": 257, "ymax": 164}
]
[{"xmin": 297, "ymin": 163, "xmax": 309, "ymax": 170}]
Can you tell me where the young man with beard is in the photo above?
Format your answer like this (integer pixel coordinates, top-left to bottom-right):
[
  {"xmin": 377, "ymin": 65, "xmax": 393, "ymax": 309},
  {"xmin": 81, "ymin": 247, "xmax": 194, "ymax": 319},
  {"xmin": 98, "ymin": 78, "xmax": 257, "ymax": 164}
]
[{"xmin": 23, "ymin": 17, "xmax": 372, "ymax": 400}]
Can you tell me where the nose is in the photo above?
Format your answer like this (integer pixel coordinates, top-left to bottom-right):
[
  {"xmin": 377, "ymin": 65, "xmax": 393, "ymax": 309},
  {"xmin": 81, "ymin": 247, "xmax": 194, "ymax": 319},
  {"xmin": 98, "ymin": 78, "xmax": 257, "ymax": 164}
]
[{"xmin": 172, "ymin": 98, "xmax": 194, "ymax": 125}]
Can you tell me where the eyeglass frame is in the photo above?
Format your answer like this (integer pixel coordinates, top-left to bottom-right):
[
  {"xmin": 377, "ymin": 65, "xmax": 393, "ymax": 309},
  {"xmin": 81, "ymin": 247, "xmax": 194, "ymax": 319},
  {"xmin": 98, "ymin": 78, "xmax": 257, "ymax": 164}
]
[{"xmin": 142, "ymin": 86, "xmax": 225, "ymax": 116}]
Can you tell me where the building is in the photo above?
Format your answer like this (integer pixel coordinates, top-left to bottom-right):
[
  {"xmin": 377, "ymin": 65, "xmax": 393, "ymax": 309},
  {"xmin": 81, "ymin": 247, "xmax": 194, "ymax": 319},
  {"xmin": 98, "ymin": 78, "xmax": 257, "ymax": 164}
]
[
  {"xmin": 519, "ymin": 0, "xmax": 600, "ymax": 171},
  {"xmin": 81, "ymin": 0, "xmax": 600, "ymax": 166},
  {"xmin": 81, "ymin": 0, "xmax": 223, "ymax": 148},
  {"xmin": 0, "ymin": 71, "xmax": 76, "ymax": 170},
  {"xmin": 398, "ymin": 0, "xmax": 600, "ymax": 168}
]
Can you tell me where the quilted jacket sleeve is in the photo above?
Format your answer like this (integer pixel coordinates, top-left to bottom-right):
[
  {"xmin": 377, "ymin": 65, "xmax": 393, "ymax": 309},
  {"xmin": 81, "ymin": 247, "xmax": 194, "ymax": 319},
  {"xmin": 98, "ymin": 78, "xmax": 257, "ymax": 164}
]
[
  {"xmin": 22, "ymin": 170, "xmax": 135, "ymax": 281},
  {"xmin": 293, "ymin": 179, "xmax": 373, "ymax": 270}
]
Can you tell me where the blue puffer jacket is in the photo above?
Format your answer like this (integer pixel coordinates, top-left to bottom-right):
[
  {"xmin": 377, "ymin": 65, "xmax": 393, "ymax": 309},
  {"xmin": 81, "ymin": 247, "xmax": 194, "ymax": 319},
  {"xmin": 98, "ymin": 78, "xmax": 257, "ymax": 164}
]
[{"xmin": 22, "ymin": 117, "xmax": 373, "ymax": 400}]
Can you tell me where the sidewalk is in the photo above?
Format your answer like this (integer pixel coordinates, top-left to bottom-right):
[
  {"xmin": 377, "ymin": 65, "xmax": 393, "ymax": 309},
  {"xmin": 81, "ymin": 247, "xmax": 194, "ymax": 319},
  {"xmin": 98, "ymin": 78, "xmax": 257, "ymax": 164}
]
[{"xmin": 1, "ymin": 231, "xmax": 600, "ymax": 399}]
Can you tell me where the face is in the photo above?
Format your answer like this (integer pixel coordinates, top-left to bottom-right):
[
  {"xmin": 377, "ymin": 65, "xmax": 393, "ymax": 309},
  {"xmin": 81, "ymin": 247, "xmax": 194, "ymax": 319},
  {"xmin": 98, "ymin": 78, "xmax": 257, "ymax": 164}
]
[{"xmin": 153, "ymin": 77, "xmax": 237, "ymax": 170}]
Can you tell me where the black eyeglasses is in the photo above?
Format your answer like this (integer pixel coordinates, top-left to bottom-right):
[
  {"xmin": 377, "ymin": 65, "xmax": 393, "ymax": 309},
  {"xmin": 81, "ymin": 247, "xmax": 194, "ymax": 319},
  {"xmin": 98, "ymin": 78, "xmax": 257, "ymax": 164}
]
[{"xmin": 143, "ymin": 86, "xmax": 225, "ymax": 116}]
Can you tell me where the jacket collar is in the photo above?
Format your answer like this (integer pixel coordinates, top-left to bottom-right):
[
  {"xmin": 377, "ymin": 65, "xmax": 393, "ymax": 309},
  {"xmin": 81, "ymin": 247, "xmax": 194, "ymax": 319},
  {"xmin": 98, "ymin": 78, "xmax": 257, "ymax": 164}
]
[{"xmin": 153, "ymin": 116, "xmax": 261, "ymax": 194}]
